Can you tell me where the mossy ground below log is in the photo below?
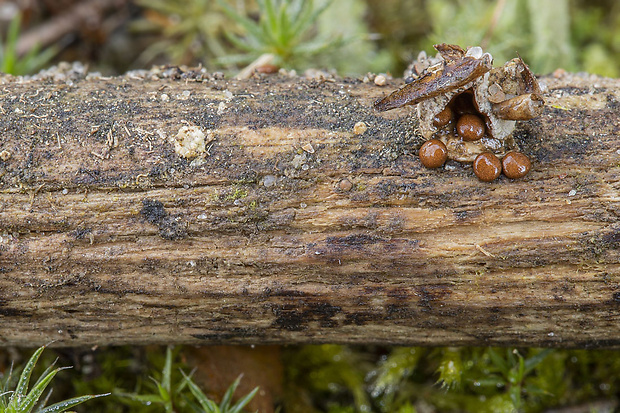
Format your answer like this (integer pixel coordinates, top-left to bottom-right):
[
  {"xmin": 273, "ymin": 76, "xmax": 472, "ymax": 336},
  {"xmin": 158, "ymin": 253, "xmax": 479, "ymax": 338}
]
[{"xmin": 6, "ymin": 344, "xmax": 620, "ymax": 413}]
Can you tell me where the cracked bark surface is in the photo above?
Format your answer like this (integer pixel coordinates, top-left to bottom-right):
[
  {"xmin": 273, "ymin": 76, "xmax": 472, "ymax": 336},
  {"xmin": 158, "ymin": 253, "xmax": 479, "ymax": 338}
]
[{"xmin": 0, "ymin": 68, "xmax": 618, "ymax": 348}]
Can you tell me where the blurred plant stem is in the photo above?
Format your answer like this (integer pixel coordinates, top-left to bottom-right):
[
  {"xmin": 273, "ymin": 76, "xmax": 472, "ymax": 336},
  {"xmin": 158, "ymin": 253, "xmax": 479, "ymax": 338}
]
[
  {"xmin": 0, "ymin": 12, "xmax": 56, "ymax": 75},
  {"xmin": 527, "ymin": 0, "xmax": 575, "ymax": 73}
]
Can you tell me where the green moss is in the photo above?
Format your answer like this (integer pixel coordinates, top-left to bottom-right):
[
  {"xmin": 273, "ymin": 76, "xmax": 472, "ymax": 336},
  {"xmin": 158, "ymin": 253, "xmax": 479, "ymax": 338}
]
[
  {"xmin": 220, "ymin": 185, "xmax": 249, "ymax": 202},
  {"xmin": 281, "ymin": 345, "xmax": 620, "ymax": 412}
]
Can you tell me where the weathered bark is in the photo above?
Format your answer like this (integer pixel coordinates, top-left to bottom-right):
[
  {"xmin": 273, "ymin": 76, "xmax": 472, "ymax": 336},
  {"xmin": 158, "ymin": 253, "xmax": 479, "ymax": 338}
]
[{"xmin": 0, "ymin": 69, "xmax": 618, "ymax": 348}]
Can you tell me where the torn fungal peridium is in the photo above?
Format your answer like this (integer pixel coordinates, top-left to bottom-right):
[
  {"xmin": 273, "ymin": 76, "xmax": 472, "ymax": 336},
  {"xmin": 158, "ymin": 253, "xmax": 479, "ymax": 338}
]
[{"xmin": 374, "ymin": 43, "xmax": 544, "ymax": 182}]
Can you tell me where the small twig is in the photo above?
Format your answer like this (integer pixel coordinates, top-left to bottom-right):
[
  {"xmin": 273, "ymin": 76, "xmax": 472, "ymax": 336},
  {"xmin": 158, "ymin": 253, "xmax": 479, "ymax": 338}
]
[
  {"xmin": 475, "ymin": 244, "xmax": 496, "ymax": 258},
  {"xmin": 481, "ymin": 0, "xmax": 507, "ymax": 49},
  {"xmin": 235, "ymin": 53, "xmax": 276, "ymax": 80},
  {"xmin": 29, "ymin": 184, "xmax": 45, "ymax": 208},
  {"xmin": 89, "ymin": 125, "xmax": 101, "ymax": 136},
  {"xmin": 90, "ymin": 151, "xmax": 106, "ymax": 160}
]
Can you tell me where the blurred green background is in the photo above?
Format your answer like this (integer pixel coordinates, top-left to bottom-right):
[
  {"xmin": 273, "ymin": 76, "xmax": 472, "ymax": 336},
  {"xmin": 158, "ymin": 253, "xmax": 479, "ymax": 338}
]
[{"xmin": 1, "ymin": 0, "xmax": 619, "ymax": 77}]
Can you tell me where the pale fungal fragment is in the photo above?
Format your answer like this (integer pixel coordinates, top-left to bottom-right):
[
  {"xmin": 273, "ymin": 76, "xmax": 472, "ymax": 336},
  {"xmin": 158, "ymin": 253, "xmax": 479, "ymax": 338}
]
[
  {"xmin": 353, "ymin": 121, "xmax": 368, "ymax": 135},
  {"xmin": 176, "ymin": 90, "xmax": 191, "ymax": 100},
  {"xmin": 292, "ymin": 153, "xmax": 306, "ymax": 169},
  {"xmin": 217, "ymin": 101, "xmax": 227, "ymax": 115},
  {"xmin": 262, "ymin": 175, "xmax": 277, "ymax": 187},
  {"xmin": 173, "ymin": 125, "xmax": 212, "ymax": 159},
  {"xmin": 0, "ymin": 149, "xmax": 10, "ymax": 161},
  {"xmin": 338, "ymin": 179, "xmax": 353, "ymax": 192},
  {"xmin": 374, "ymin": 74, "xmax": 387, "ymax": 86}
]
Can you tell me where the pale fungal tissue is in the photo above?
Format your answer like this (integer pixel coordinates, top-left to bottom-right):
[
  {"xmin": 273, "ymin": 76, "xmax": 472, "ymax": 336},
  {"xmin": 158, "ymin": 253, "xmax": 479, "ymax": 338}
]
[{"xmin": 173, "ymin": 125, "xmax": 209, "ymax": 159}]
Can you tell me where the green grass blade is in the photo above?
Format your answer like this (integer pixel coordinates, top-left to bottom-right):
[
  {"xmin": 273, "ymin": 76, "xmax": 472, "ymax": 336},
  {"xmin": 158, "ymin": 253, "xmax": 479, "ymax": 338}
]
[
  {"xmin": 163, "ymin": 347, "xmax": 173, "ymax": 395},
  {"xmin": 3, "ymin": 13, "xmax": 21, "ymax": 74},
  {"xmin": 9, "ymin": 346, "xmax": 46, "ymax": 405},
  {"xmin": 181, "ymin": 371, "xmax": 218, "ymax": 413},
  {"xmin": 293, "ymin": 37, "xmax": 342, "ymax": 56},
  {"xmin": 518, "ymin": 353, "xmax": 525, "ymax": 381},
  {"xmin": 287, "ymin": 0, "xmax": 304, "ymax": 19},
  {"xmin": 259, "ymin": 0, "xmax": 279, "ymax": 41},
  {"xmin": 217, "ymin": 0, "xmax": 267, "ymax": 45},
  {"xmin": 2, "ymin": 364, "xmax": 15, "ymax": 395},
  {"xmin": 31, "ymin": 361, "xmax": 58, "ymax": 390},
  {"xmin": 487, "ymin": 348, "xmax": 509, "ymax": 375},
  {"xmin": 33, "ymin": 388, "xmax": 53, "ymax": 412},
  {"xmin": 115, "ymin": 392, "xmax": 163, "ymax": 405},
  {"xmin": 156, "ymin": 382, "xmax": 171, "ymax": 404},
  {"xmin": 21, "ymin": 367, "xmax": 69, "ymax": 412},
  {"xmin": 290, "ymin": 0, "xmax": 330, "ymax": 39},
  {"xmin": 276, "ymin": 0, "xmax": 291, "ymax": 48},
  {"xmin": 288, "ymin": 0, "xmax": 314, "ymax": 39},
  {"xmin": 222, "ymin": 29, "xmax": 258, "ymax": 53},
  {"xmin": 38, "ymin": 393, "xmax": 110, "ymax": 413},
  {"xmin": 16, "ymin": 41, "xmax": 57, "ymax": 75},
  {"xmin": 228, "ymin": 386, "xmax": 259, "ymax": 413},
  {"xmin": 255, "ymin": 0, "xmax": 279, "ymax": 49},
  {"xmin": 524, "ymin": 349, "xmax": 553, "ymax": 375},
  {"xmin": 215, "ymin": 52, "xmax": 258, "ymax": 66},
  {"xmin": 219, "ymin": 375, "xmax": 241, "ymax": 412}
]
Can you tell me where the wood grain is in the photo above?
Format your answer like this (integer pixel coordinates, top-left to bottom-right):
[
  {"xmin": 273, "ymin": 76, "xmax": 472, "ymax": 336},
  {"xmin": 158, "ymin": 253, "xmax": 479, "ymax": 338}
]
[{"xmin": 0, "ymin": 69, "xmax": 618, "ymax": 348}]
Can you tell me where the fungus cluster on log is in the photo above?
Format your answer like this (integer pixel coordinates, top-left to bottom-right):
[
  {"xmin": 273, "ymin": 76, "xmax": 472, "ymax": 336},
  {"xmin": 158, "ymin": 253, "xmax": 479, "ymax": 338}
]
[{"xmin": 374, "ymin": 43, "xmax": 544, "ymax": 182}]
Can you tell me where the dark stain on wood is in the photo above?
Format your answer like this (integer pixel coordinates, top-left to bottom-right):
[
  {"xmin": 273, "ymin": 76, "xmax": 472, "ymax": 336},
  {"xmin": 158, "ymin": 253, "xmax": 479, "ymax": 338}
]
[
  {"xmin": 72, "ymin": 227, "xmax": 92, "ymax": 240},
  {"xmin": 271, "ymin": 302, "xmax": 342, "ymax": 331},
  {"xmin": 0, "ymin": 306, "xmax": 31, "ymax": 317},
  {"xmin": 191, "ymin": 327, "xmax": 264, "ymax": 342},
  {"xmin": 140, "ymin": 198, "xmax": 188, "ymax": 240},
  {"xmin": 344, "ymin": 311, "xmax": 379, "ymax": 325},
  {"xmin": 416, "ymin": 285, "xmax": 452, "ymax": 308},
  {"xmin": 326, "ymin": 234, "xmax": 387, "ymax": 250}
]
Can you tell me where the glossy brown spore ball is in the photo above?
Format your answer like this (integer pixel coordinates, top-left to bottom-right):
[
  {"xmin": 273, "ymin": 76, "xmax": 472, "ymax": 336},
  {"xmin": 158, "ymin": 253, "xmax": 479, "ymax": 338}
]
[
  {"xmin": 457, "ymin": 114, "xmax": 486, "ymax": 141},
  {"xmin": 419, "ymin": 139, "xmax": 448, "ymax": 168},
  {"xmin": 502, "ymin": 151, "xmax": 531, "ymax": 179},
  {"xmin": 473, "ymin": 152, "xmax": 502, "ymax": 182},
  {"xmin": 432, "ymin": 106, "xmax": 453, "ymax": 128}
]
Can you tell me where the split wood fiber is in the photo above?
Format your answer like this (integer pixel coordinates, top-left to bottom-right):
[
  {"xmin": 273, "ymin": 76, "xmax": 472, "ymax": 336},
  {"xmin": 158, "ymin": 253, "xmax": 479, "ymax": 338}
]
[{"xmin": 0, "ymin": 69, "xmax": 618, "ymax": 347}]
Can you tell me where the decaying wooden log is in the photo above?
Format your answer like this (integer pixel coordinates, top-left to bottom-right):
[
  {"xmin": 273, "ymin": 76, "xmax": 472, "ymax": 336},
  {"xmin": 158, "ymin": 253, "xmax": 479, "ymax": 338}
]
[{"xmin": 0, "ymin": 67, "xmax": 618, "ymax": 348}]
